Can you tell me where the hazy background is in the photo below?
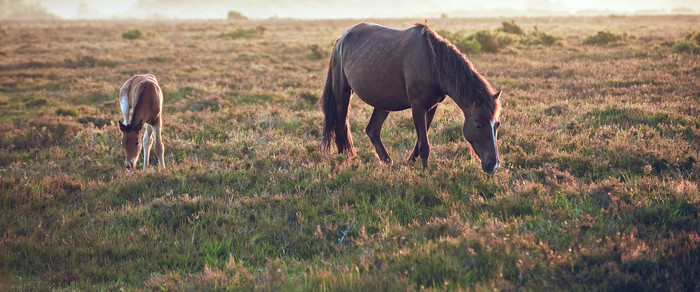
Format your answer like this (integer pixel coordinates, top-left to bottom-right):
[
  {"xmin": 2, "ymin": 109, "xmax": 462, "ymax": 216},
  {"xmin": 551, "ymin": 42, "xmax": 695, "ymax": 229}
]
[{"xmin": 1, "ymin": 0, "xmax": 698, "ymax": 20}]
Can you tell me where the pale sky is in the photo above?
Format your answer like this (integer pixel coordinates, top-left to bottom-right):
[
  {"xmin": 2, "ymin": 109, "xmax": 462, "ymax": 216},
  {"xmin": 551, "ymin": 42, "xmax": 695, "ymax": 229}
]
[{"xmin": 36, "ymin": 0, "xmax": 700, "ymax": 19}]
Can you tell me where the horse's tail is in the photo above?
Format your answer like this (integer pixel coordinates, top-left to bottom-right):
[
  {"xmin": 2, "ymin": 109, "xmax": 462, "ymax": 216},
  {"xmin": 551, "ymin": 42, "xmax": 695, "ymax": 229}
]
[{"xmin": 320, "ymin": 61, "xmax": 336, "ymax": 154}]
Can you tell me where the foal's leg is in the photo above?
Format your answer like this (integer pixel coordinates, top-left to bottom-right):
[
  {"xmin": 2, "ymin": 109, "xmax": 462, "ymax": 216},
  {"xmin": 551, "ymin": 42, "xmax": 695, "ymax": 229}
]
[
  {"xmin": 142, "ymin": 124, "xmax": 154, "ymax": 170},
  {"xmin": 152, "ymin": 118, "xmax": 165, "ymax": 168},
  {"xmin": 410, "ymin": 107, "xmax": 431, "ymax": 170},
  {"xmin": 365, "ymin": 108, "xmax": 391, "ymax": 165},
  {"xmin": 409, "ymin": 105, "xmax": 437, "ymax": 163}
]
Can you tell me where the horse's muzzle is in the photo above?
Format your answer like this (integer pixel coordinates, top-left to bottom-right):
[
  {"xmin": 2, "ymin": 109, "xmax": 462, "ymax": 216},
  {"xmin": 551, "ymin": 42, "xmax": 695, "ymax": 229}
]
[
  {"xmin": 482, "ymin": 160, "xmax": 499, "ymax": 174},
  {"xmin": 125, "ymin": 161, "xmax": 134, "ymax": 170}
]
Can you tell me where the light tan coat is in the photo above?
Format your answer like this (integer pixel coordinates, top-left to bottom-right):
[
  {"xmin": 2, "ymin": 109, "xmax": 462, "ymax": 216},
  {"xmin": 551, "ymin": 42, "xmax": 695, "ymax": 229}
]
[{"xmin": 118, "ymin": 74, "xmax": 165, "ymax": 170}]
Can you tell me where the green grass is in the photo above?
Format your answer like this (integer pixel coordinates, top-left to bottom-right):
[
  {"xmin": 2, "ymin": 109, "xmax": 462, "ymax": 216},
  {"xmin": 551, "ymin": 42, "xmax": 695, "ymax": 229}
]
[
  {"xmin": 584, "ymin": 30, "xmax": 628, "ymax": 46},
  {"xmin": 440, "ymin": 20, "xmax": 563, "ymax": 54},
  {"xmin": 121, "ymin": 29, "xmax": 141, "ymax": 39},
  {"xmin": 0, "ymin": 16, "xmax": 699, "ymax": 290}
]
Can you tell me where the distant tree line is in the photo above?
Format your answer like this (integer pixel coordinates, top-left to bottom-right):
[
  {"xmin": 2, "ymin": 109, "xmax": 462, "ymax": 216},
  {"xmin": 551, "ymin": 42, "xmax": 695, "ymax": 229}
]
[{"xmin": 0, "ymin": 0, "xmax": 58, "ymax": 20}]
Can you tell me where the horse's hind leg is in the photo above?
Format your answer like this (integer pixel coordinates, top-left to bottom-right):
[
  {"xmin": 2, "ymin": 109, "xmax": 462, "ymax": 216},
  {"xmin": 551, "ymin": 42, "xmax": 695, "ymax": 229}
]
[
  {"xmin": 152, "ymin": 118, "xmax": 165, "ymax": 168},
  {"xmin": 142, "ymin": 124, "xmax": 154, "ymax": 170},
  {"xmin": 366, "ymin": 108, "xmax": 392, "ymax": 165},
  {"xmin": 409, "ymin": 105, "xmax": 437, "ymax": 163},
  {"xmin": 334, "ymin": 86, "xmax": 355, "ymax": 156}
]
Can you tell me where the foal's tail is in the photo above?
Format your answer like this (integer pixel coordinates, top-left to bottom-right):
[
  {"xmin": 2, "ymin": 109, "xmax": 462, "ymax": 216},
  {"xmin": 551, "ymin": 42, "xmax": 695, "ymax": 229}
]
[{"xmin": 320, "ymin": 63, "xmax": 336, "ymax": 154}]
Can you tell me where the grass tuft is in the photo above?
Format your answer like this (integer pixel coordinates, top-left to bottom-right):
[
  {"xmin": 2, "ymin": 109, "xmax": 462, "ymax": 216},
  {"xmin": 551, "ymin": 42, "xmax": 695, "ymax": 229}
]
[
  {"xmin": 219, "ymin": 26, "xmax": 266, "ymax": 39},
  {"xmin": 441, "ymin": 21, "xmax": 562, "ymax": 54},
  {"xmin": 500, "ymin": 20, "xmax": 525, "ymax": 35},
  {"xmin": 671, "ymin": 32, "xmax": 700, "ymax": 54},
  {"xmin": 121, "ymin": 29, "xmax": 142, "ymax": 39},
  {"xmin": 584, "ymin": 30, "xmax": 628, "ymax": 46}
]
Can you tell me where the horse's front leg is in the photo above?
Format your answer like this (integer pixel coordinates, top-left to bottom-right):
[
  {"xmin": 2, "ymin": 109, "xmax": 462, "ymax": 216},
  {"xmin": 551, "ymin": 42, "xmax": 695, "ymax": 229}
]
[
  {"xmin": 366, "ymin": 108, "xmax": 392, "ymax": 165},
  {"xmin": 410, "ymin": 107, "xmax": 431, "ymax": 170},
  {"xmin": 409, "ymin": 105, "xmax": 437, "ymax": 163}
]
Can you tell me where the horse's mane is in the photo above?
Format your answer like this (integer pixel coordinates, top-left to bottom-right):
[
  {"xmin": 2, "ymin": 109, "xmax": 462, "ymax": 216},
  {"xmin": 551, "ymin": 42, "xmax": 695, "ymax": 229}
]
[{"xmin": 418, "ymin": 22, "xmax": 500, "ymax": 120}]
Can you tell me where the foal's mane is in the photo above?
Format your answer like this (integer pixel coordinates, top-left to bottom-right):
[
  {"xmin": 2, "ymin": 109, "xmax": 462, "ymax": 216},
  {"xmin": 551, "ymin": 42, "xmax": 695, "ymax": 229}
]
[
  {"xmin": 128, "ymin": 82, "xmax": 149, "ymax": 127},
  {"xmin": 419, "ymin": 22, "xmax": 500, "ymax": 120}
]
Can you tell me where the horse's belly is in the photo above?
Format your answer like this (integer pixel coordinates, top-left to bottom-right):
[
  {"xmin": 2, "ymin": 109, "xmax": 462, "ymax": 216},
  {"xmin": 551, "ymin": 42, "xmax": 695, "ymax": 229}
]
[
  {"xmin": 353, "ymin": 88, "xmax": 411, "ymax": 111},
  {"xmin": 347, "ymin": 71, "xmax": 411, "ymax": 111}
]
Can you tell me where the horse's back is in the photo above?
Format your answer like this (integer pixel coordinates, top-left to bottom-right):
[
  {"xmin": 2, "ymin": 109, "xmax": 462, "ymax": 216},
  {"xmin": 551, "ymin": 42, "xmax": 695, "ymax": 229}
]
[{"xmin": 337, "ymin": 23, "xmax": 434, "ymax": 111}]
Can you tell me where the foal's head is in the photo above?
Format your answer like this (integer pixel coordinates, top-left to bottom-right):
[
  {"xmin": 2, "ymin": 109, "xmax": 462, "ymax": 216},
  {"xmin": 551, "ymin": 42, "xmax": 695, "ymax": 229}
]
[
  {"xmin": 462, "ymin": 89, "xmax": 501, "ymax": 174},
  {"xmin": 118, "ymin": 120, "xmax": 143, "ymax": 170}
]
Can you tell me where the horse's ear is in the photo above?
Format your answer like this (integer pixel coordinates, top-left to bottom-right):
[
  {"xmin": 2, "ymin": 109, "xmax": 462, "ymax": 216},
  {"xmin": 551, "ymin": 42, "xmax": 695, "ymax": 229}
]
[
  {"xmin": 119, "ymin": 121, "xmax": 127, "ymax": 132},
  {"xmin": 493, "ymin": 89, "xmax": 502, "ymax": 100}
]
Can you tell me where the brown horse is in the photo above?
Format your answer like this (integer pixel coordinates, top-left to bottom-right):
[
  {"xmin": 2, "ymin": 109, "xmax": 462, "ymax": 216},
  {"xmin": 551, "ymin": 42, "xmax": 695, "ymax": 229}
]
[
  {"xmin": 320, "ymin": 22, "xmax": 502, "ymax": 173},
  {"xmin": 118, "ymin": 74, "xmax": 165, "ymax": 170}
]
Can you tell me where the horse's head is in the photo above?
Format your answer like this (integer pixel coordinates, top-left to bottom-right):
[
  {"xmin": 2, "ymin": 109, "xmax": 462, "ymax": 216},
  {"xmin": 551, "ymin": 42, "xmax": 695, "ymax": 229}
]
[
  {"xmin": 118, "ymin": 120, "xmax": 143, "ymax": 170},
  {"xmin": 462, "ymin": 89, "xmax": 501, "ymax": 174}
]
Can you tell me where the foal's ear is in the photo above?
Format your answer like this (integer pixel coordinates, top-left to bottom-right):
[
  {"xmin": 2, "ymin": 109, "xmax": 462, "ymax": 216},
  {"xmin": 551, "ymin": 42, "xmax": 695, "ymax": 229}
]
[
  {"xmin": 493, "ymin": 89, "xmax": 502, "ymax": 100},
  {"xmin": 118, "ymin": 121, "xmax": 128, "ymax": 132}
]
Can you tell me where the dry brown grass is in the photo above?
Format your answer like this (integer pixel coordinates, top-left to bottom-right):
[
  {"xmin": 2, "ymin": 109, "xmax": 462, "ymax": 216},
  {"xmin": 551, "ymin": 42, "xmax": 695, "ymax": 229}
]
[{"xmin": 0, "ymin": 15, "xmax": 698, "ymax": 290}]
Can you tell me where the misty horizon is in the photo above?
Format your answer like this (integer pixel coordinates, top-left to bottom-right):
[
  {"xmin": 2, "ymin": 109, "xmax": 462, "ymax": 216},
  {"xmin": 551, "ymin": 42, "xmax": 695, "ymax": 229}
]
[{"xmin": 1, "ymin": 0, "xmax": 699, "ymax": 20}]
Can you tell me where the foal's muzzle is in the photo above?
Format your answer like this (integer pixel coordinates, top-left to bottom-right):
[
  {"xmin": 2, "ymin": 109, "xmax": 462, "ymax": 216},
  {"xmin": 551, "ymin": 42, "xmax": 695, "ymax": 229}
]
[{"xmin": 125, "ymin": 161, "xmax": 134, "ymax": 170}]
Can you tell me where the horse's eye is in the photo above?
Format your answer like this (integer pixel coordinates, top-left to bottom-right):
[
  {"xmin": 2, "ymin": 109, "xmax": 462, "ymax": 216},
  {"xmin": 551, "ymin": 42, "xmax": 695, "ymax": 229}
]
[
  {"xmin": 135, "ymin": 142, "xmax": 139, "ymax": 145},
  {"xmin": 475, "ymin": 123, "xmax": 483, "ymax": 129}
]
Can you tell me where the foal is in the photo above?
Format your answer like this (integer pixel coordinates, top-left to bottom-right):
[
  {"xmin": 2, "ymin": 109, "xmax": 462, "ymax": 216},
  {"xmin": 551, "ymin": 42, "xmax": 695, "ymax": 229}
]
[{"xmin": 118, "ymin": 74, "xmax": 165, "ymax": 170}]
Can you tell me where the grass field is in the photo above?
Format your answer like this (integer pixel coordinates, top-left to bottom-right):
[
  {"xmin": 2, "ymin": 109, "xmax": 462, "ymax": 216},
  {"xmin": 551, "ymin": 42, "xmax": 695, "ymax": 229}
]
[{"xmin": 0, "ymin": 15, "xmax": 698, "ymax": 290}]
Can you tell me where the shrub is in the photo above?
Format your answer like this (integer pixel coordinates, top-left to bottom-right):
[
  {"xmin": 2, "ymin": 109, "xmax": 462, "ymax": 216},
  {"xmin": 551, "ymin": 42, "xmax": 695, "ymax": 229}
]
[
  {"xmin": 671, "ymin": 41, "xmax": 698, "ymax": 54},
  {"xmin": 687, "ymin": 31, "xmax": 700, "ymax": 46},
  {"xmin": 227, "ymin": 10, "xmax": 247, "ymax": 21},
  {"xmin": 306, "ymin": 44, "xmax": 326, "ymax": 60},
  {"xmin": 671, "ymin": 32, "xmax": 700, "ymax": 54},
  {"xmin": 584, "ymin": 31, "xmax": 627, "ymax": 46},
  {"xmin": 446, "ymin": 29, "xmax": 503, "ymax": 54},
  {"xmin": 523, "ymin": 31, "xmax": 563, "ymax": 46},
  {"xmin": 439, "ymin": 30, "xmax": 481, "ymax": 54},
  {"xmin": 121, "ymin": 29, "xmax": 141, "ymax": 39},
  {"xmin": 219, "ymin": 26, "xmax": 265, "ymax": 39},
  {"xmin": 500, "ymin": 20, "xmax": 524, "ymax": 35},
  {"xmin": 471, "ymin": 30, "xmax": 500, "ymax": 53},
  {"xmin": 454, "ymin": 38, "xmax": 482, "ymax": 54},
  {"xmin": 442, "ymin": 22, "xmax": 563, "ymax": 55}
]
